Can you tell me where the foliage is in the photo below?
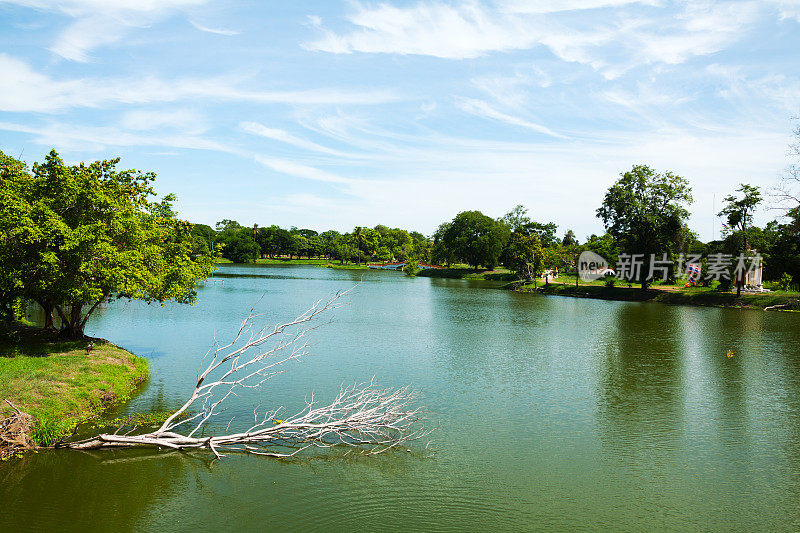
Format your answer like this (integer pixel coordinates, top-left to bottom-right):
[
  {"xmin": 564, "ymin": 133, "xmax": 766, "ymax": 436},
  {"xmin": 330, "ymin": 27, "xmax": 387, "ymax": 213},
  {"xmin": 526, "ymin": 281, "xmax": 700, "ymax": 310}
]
[
  {"xmin": 504, "ymin": 233, "xmax": 544, "ymax": 281},
  {"xmin": 0, "ymin": 150, "xmax": 214, "ymax": 338},
  {"xmin": 596, "ymin": 164, "xmax": 693, "ymax": 288},
  {"xmin": 403, "ymin": 259, "xmax": 420, "ymax": 276},
  {"xmin": 434, "ymin": 210, "xmax": 510, "ymax": 270},
  {"xmin": 778, "ymin": 272, "xmax": 794, "ymax": 291},
  {"xmin": 719, "ymin": 184, "xmax": 762, "ymax": 236}
]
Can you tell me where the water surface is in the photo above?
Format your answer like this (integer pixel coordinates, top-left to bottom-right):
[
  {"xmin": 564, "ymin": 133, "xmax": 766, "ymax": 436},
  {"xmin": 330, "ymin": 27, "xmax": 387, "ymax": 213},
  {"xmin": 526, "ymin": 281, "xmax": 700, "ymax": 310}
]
[{"xmin": 3, "ymin": 264, "xmax": 800, "ymax": 531}]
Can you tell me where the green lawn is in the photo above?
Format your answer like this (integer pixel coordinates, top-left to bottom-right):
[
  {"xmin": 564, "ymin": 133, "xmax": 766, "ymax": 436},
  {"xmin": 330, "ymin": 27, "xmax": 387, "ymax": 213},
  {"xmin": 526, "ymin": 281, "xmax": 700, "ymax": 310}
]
[
  {"xmin": 0, "ymin": 326, "xmax": 149, "ymax": 447},
  {"xmin": 417, "ymin": 265, "xmax": 516, "ymax": 281},
  {"xmin": 521, "ymin": 280, "xmax": 800, "ymax": 310}
]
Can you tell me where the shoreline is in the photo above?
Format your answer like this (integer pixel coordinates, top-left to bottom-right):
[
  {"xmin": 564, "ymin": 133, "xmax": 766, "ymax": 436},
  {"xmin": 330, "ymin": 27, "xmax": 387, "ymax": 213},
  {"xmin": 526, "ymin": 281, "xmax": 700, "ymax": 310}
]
[
  {"xmin": 519, "ymin": 282, "xmax": 800, "ymax": 311},
  {"xmin": 0, "ymin": 325, "xmax": 149, "ymax": 459}
]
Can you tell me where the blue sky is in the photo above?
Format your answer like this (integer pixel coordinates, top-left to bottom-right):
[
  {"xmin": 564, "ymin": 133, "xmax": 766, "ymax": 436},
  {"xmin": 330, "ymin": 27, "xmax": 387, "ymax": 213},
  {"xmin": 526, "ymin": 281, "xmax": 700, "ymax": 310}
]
[{"xmin": 1, "ymin": 0, "xmax": 799, "ymax": 241}]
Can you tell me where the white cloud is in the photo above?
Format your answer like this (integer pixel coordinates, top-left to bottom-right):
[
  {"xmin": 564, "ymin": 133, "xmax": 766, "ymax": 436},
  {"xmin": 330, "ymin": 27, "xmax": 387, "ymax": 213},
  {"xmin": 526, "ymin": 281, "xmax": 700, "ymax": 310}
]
[
  {"xmin": 767, "ymin": 0, "xmax": 800, "ymax": 21},
  {"xmin": 0, "ymin": 120, "xmax": 238, "ymax": 154},
  {"xmin": 456, "ymin": 97, "xmax": 567, "ymax": 138},
  {"xmin": 304, "ymin": 0, "xmax": 764, "ymax": 75},
  {"xmin": 0, "ymin": 54, "xmax": 400, "ymax": 113},
  {"xmin": 304, "ymin": 2, "xmax": 541, "ymax": 59},
  {"xmin": 2, "ymin": 0, "xmax": 209, "ymax": 61},
  {"xmin": 240, "ymin": 121, "xmax": 354, "ymax": 156},
  {"xmin": 121, "ymin": 109, "xmax": 208, "ymax": 134},
  {"xmin": 254, "ymin": 155, "xmax": 354, "ymax": 184},
  {"xmin": 189, "ymin": 20, "xmax": 239, "ymax": 35},
  {"xmin": 500, "ymin": 0, "xmax": 656, "ymax": 14}
]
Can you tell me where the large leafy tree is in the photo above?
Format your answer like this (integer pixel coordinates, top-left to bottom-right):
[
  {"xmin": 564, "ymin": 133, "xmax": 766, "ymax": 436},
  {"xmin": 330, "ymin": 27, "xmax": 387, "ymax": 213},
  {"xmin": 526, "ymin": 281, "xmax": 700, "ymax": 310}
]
[
  {"xmin": 596, "ymin": 164, "xmax": 693, "ymax": 289},
  {"xmin": 0, "ymin": 149, "xmax": 214, "ymax": 338},
  {"xmin": 0, "ymin": 152, "xmax": 31, "ymax": 321},
  {"xmin": 436, "ymin": 210, "xmax": 510, "ymax": 270}
]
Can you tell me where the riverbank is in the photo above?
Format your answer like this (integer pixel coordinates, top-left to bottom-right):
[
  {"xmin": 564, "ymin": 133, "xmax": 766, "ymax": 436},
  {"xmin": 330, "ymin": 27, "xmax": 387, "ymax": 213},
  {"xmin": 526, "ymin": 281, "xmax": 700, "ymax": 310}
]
[
  {"xmin": 417, "ymin": 267, "xmax": 517, "ymax": 281},
  {"xmin": 520, "ymin": 282, "xmax": 800, "ymax": 311},
  {"xmin": 0, "ymin": 325, "xmax": 149, "ymax": 457}
]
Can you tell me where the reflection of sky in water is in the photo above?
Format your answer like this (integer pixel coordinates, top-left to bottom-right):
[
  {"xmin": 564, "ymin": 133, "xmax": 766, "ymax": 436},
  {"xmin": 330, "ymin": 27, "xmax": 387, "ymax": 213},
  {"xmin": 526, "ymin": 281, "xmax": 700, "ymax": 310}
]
[{"xmin": 5, "ymin": 264, "xmax": 800, "ymax": 531}]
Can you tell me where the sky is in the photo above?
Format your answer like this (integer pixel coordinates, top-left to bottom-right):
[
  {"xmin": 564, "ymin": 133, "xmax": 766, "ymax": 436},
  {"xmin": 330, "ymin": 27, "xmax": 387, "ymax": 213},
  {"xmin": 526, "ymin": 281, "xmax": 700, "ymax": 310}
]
[{"xmin": 1, "ymin": 0, "xmax": 799, "ymax": 241}]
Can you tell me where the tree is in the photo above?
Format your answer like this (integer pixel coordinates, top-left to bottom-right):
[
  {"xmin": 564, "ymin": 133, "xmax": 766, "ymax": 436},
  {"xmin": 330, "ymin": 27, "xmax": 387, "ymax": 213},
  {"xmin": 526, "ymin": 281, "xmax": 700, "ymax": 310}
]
[
  {"xmin": 0, "ymin": 149, "xmax": 213, "ymax": 338},
  {"xmin": 718, "ymin": 184, "xmax": 762, "ymax": 295},
  {"xmin": 718, "ymin": 184, "xmax": 761, "ymax": 248},
  {"xmin": 223, "ymin": 230, "xmax": 259, "ymax": 263},
  {"xmin": 0, "ymin": 152, "xmax": 29, "ymax": 322},
  {"xmin": 596, "ymin": 164, "xmax": 693, "ymax": 289},
  {"xmin": 505, "ymin": 233, "xmax": 544, "ymax": 282},
  {"xmin": 562, "ymin": 230, "xmax": 578, "ymax": 247},
  {"xmin": 437, "ymin": 211, "xmax": 510, "ymax": 270}
]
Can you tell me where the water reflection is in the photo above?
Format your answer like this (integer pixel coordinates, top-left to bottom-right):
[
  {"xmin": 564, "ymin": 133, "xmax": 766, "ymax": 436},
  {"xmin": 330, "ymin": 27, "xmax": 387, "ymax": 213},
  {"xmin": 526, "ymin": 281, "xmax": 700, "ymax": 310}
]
[{"xmin": 4, "ymin": 266, "xmax": 800, "ymax": 530}]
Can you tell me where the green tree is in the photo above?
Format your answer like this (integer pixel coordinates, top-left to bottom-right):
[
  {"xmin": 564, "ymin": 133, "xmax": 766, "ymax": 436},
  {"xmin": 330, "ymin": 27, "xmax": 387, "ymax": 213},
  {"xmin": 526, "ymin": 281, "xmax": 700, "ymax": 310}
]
[
  {"xmin": 437, "ymin": 211, "xmax": 510, "ymax": 270},
  {"xmin": 505, "ymin": 233, "xmax": 543, "ymax": 282},
  {"xmin": 718, "ymin": 184, "xmax": 762, "ymax": 248},
  {"xmin": 224, "ymin": 230, "xmax": 259, "ymax": 263},
  {"xmin": 0, "ymin": 149, "xmax": 213, "ymax": 338},
  {"xmin": 0, "ymin": 151, "xmax": 30, "ymax": 322},
  {"xmin": 596, "ymin": 164, "xmax": 693, "ymax": 289},
  {"xmin": 718, "ymin": 184, "xmax": 762, "ymax": 295}
]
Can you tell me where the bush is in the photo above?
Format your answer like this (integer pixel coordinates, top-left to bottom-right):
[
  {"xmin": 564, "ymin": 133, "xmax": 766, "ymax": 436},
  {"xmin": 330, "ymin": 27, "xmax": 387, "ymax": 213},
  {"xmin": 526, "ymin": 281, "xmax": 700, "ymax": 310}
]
[
  {"xmin": 403, "ymin": 260, "xmax": 420, "ymax": 277},
  {"xmin": 604, "ymin": 275, "xmax": 616, "ymax": 288},
  {"xmin": 778, "ymin": 272, "xmax": 794, "ymax": 291}
]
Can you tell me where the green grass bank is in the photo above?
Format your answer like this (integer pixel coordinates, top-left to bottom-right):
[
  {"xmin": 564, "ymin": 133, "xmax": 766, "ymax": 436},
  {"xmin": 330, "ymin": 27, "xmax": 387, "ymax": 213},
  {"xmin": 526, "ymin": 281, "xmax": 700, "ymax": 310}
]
[
  {"xmin": 0, "ymin": 325, "xmax": 149, "ymax": 455},
  {"xmin": 520, "ymin": 282, "xmax": 800, "ymax": 311},
  {"xmin": 417, "ymin": 266, "xmax": 517, "ymax": 281}
]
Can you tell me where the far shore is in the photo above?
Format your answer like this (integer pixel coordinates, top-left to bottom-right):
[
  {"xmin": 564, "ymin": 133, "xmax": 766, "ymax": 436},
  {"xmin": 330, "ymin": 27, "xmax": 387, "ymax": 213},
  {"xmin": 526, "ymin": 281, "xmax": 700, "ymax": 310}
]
[{"xmin": 519, "ymin": 278, "xmax": 800, "ymax": 311}]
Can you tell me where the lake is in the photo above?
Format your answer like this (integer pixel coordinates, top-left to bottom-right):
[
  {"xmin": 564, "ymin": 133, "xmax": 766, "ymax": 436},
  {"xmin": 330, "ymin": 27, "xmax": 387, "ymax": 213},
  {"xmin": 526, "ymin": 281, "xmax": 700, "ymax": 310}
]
[{"xmin": 3, "ymin": 264, "xmax": 800, "ymax": 531}]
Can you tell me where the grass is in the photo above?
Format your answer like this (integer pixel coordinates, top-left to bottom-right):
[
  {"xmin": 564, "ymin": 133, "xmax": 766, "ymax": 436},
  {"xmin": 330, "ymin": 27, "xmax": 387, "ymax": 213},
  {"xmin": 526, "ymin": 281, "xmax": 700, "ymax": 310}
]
[
  {"xmin": 417, "ymin": 265, "xmax": 516, "ymax": 281},
  {"xmin": 519, "ymin": 279, "xmax": 800, "ymax": 310},
  {"xmin": 256, "ymin": 257, "xmax": 331, "ymax": 265},
  {"xmin": 0, "ymin": 325, "xmax": 149, "ymax": 447},
  {"xmin": 324, "ymin": 263, "xmax": 369, "ymax": 270}
]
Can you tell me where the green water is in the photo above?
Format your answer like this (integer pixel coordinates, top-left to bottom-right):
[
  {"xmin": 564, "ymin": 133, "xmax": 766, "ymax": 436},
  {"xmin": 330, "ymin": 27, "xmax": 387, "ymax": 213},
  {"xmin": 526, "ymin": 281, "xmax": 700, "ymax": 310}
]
[{"xmin": 3, "ymin": 264, "xmax": 800, "ymax": 531}]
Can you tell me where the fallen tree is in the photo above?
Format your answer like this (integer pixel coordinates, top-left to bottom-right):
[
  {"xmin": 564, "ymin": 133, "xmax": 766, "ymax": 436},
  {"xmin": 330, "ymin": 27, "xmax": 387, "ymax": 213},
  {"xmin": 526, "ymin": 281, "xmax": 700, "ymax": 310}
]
[
  {"xmin": 1, "ymin": 400, "xmax": 35, "ymax": 459},
  {"xmin": 58, "ymin": 288, "xmax": 430, "ymax": 458}
]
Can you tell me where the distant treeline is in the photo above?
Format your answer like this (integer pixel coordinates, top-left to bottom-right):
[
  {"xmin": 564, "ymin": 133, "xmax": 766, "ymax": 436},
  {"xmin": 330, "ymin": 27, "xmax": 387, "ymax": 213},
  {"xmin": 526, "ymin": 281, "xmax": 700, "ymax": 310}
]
[
  {"xmin": 192, "ymin": 220, "xmax": 433, "ymax": 265},
  {"xmin": 196, "ymin": 163, "xmax": 800, "ymax": 288}
]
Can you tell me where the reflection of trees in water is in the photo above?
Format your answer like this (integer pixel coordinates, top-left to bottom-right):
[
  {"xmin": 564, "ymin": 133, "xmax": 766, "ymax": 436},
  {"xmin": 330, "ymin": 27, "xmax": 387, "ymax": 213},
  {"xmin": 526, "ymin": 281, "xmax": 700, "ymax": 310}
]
[
  {"xmin": 0, "ymin": 448, "xmax": 190, "ymax": 531},
  {"xmin": 594, "ymin": 303, "xmax": 686, "ymax": 477}
]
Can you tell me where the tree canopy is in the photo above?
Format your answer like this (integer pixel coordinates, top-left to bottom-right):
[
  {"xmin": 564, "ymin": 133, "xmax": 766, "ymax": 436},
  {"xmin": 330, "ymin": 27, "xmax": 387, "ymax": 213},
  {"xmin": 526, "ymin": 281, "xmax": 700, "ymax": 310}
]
[
  {"xmin": 596, "ymin": 164, "xmax": 693, "ymax": 288},
  {"xmin": 0, "ymin": 150, "xmax": 214, "ymax": 337},
  {"xmin": 433, "ymin": 210, "xmax": 510, "ymax": 270}
]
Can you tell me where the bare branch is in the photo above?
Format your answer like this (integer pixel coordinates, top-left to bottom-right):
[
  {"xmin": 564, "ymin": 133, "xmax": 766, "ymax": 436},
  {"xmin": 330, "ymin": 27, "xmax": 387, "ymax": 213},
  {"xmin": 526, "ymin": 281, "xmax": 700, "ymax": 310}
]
[{"xmin": 60, "ymin": 286, "xmax": 431, "ymax": 458}]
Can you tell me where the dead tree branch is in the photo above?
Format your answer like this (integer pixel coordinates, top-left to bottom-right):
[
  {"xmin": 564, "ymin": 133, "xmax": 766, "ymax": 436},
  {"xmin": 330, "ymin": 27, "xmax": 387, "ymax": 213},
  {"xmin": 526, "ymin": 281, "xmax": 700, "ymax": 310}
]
[{"xmin": 59, "ymin": 287, "xmax": 431, "ymax": 458}]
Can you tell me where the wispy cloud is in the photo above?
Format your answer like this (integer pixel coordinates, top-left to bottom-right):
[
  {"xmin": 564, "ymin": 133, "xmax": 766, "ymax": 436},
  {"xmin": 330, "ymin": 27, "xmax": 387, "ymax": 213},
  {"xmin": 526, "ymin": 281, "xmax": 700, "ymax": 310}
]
[
  {"xmin": 240, "ymin": 121, "xmax": 356, "ymax": 157},
  {"xmin": 254, "ymin": 155, "xmax": 354, "ymax": 184},
  {"xmin": 121, "ymin": 109, "xmax": 209, "ymax": 134},
  {"xmin": 3, "ymin": 0, "xmax": 209, "ymax": 61},
  {"xmin": 189, "ymin": 20, "xmax": 239, "ymax": 35},
  {"xmin": 0, "ymin": 120, "xmax": 240, "ymax": 154},
  {"xmin": 0, "ymin": 54, "xmax": 400, "ymax": 113},
  {"xmin": 456, "ymin": 97, "xmax": 567, "ymax": 138},
  {"xmin": 304, "ymin": 0, "xmax": 763, "ymax": 76}
]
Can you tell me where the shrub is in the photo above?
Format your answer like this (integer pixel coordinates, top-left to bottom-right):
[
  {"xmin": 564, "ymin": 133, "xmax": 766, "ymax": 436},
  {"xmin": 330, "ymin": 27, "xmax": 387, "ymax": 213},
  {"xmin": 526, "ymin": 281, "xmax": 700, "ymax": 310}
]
[
  {"xmin": 403, "ymin": 260, "xmax": 420, "ymax": 277},
  {"xmin": 778, "ymin": 272, "xmax": 794, "ymax": 291}
]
